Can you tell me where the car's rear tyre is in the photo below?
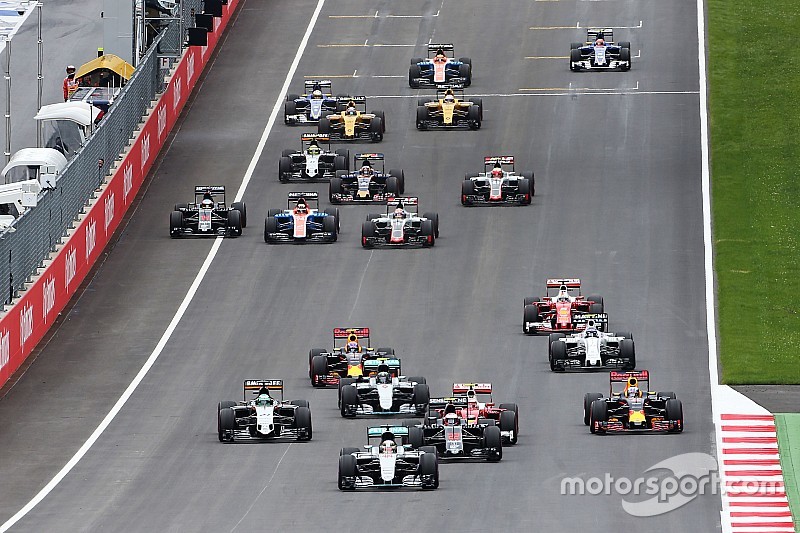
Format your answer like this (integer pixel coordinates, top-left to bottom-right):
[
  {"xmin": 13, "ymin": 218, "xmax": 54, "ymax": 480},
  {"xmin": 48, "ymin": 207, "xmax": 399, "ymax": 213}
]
[
  {"xmin": 524, "ymin": 296, "xmax": 540, "ymax": 307},
  {"xmin": 518, "ymin": 178, "xmax": 532, "ymax": 205},
  {"xmin": 570, "ymin": 42, "xmax": 582, "ymax": 50},
  {"xmin": 461, "ymin": 180, "xmax": 475, "ymax": 206},
  {"xmin": 409, "ymin": 426, "xmax": 425, "ymax": 449},
  {"xmin": 264, "ymin": 216, "xmax": 278, "ymax": 243},
  {"xmin": 658, "ymin": 391, "xmax": 677, "ymax": 400},
  {"xmin": 338, "ymin": 454, "xmax": 357, "ymax": 490},
  {"xmin": 369, "ymin": 117, "xmax": 383, "ymax": 142},
  {"xmin": 308, "ymin": 348, "xmax": 325, "ymax": 378},
  {"xmin": 375, "ymin": 347, "xmax": 395, "ymax": 356},
  {"xmin": 335, "ymin": 148, "xmax": 350, "ymax": 161},
  {"xmin": 550, "ymin": 340, "xmax": 567, "ymax": 372},
  {"xmin": 333, "ymin": 155, "xmax": 347, "ymax": 173},
  {"xmin": 227, "ymin": 209, "xmax": 242, "ymax": 237},
  {"xmin": 174, "ymin": 203, "xmax": 188, "ymax": 211},
  {"xmin": 458, "ymin": 63, "xmax": 471, "ymax": 86},
  {"xmin": 294, "ymin": 406, "xmax": 312, "ymax": 441},
  {"xmin": 284, "ymin": 101, "xmax": 296, "ymax": 123},
  {"xmin": 413, "ymin": 383, "xmax": 430, "ymax": 411},
  {"xmin": 323, "ymin": 215, "xmax": 337, "ymax": 241},
  {"xmin": 407, "ymin": 376, "xmax": 426, "ymax": 385},
  {"xmin": 467, "ymin": 105, "xmax": 481, "ymax": 130},
  {"xmin": 373, "ymin": 110, "xmax": 386, "ymax": 132},
  {"xmin": 470, "ymin": 98, "xmax": 483, "ymax": 120},
  {"xmin": 419, "ymin": 451, "xmax": 439, "ymax": 489},
  {"xmin": 340, "ymin": 385, "xmax": 358, "ymax": 417},
  {"xmin": 231, "ymin": 202, "xmax": 247, "ymax": 228},
  {"xmin": 388, "ymin": 169, "xmax": 405, "ymax": 194},
  {"xmin": 422, "ymin": 212, "xmax": 439, "ymax": 237},
  {"xmin": 420, "ymin": 219, "xmax": 435, "ymax": 247},
  {"xmin": 586, "ymin": 295, "xmax": 604, "ymax": 309},
  {"xmin": 218, "ymin": 408, "xmax": 235, "ymax": 442},
  {"xmin": 499, "ymin": 406, "xmax": 519, "ymax": 444},
  {"xmin": 361, "ymin": 220, "xmax": 376, "ymax": 248},
  {"xmin": 523, "ymin": 304, "xmax": 541, "ymax": 333},
  {"xmin": 417, "ymin": 97, "xmax": 432, "ymax": 107},
  {"xmin": 311, "ymin": 355, "xmax": 327, "ymax": 386},
  {"xmin": 169, "ymin": 211, "xmax": 183, "ymax": 238},
  {"xmin": 590, "ymin": 400, "xmax": 608, "ymax": 434},
  {"xmin": 340, "ymin": 447, "xmax": 359, "ymax": 456},
  {"xmin": 548, "ymin": 332, "xmax": 566, "ymax": 348},
  {"xmin": 615, "ymin": 331, "xmax": 634, "ymax": 340},
  {"xmin": 589, "ymin": 302, "xmax": 604, "ymax": 316},
  {"xmin": 323, "ymin": 207, "xmax": 340, "ymax": 231},
  {"xmin": 583, "ymin": 393, "xmax": 603, "ymax": 425},
  {"xmin": 410, "ymin": 57, "xmax": 424, "ymax": 65},
  {"xmin": 666, "ymin": 399, "xmax": 684, "ymax": 433},
  {"xmin": 521, "ymin": 171, "xmax": 535, "ymax": 197},
  {"xmin": 386, "ymin": 176, "xmax": 400, "ymax": 196},
  {"xmin": 570, "ymin": 48, "xmax": 582, "ymax": 71},
  {"xmin": 619, "ymin": 339, "xmax": 636, "ymax": 369},
  {"xmin": 329, "ymin": 177, "xmax": 343, "ymax": 203},
  {"xmin": 619, "ymin": 47, "xmax": 631, "ymax": 71},
  {"xmin": 409, "ymin": 64, "xmax": 422, "ymax": 88},
  {"xmin": 416, "ymin": 106, "xmax": 428, "ymax": 130},
  {"xmin": 337, "ymin": 378, "xmax": 354, "ymax": 406},
  {"xmin": 483, "ymin": 425, "xmax": 503, "ymax": 462},
  {"xmin": 318, "ymin": 116, "xmax": 330, "ymax": 134},
  {"xmin": 366, "ymin": 213, "xmax": 381, "ymax": 222},
  {"xmin": 618, "ymin": 41, "xmax": 631, "ymax": 50}
]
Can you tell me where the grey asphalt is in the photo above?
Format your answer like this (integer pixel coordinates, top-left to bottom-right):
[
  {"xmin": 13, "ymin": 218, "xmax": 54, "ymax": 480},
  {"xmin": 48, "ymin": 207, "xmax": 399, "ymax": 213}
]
[
  {"xmin": 0, "ymin": 0, "xmax": 104, "ymax": 157},
  {"xmin": 0, "ymin": 0, "xmax": 722, "ymax": 531}
]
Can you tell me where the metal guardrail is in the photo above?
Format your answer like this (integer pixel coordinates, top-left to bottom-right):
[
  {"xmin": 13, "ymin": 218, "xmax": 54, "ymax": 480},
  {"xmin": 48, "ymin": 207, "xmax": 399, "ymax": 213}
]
[{"xmin": 0, "ymin": 0, "xmax": 204, "ymax": 305}]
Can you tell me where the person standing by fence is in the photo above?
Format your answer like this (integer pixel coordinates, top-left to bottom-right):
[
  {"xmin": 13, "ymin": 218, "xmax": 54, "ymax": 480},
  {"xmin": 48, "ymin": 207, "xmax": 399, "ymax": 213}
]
[{"xmin": 62, "ymin": 65, "xmax": 79, "ymax": 101}]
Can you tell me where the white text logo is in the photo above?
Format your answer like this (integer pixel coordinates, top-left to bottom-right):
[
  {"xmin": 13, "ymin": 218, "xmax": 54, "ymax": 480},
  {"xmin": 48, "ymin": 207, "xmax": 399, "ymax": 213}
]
[
  {"xmin": 0, "ymin": 330, "xmax": 9, "ymax": 370},
  {"xmin": 65, "ymin": 248, "xmax": 76, "ymax": 290},
  {"xmin": 140, "ymin": 133, "xmax": 151, "ymax": 169},
  {"xmin": 104, "ymin": 193, "xmax": 115, "ymax": 235},
  {"xmin": 42, "ymin": 277, "xmax": 56, "ymax": 324},
  {"xmin": 157, "ymin": 104, "xmax": 167, "ymax": 140},
  {"xmin": 85, "ymin": 220, "xmax": 97, "ymax": 261},
  {"xmin": 123, "ymin": 163, "xmax": 133, "ymax": 203},
  {"xmin": 20, "ymin": 303, "xmax": 33, "ymax": 350}
]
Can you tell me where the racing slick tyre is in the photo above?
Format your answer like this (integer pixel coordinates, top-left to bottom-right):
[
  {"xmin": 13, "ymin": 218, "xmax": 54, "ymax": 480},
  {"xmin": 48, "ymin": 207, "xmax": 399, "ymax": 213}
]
[
  {"xmin": 373, "ymin": 110, "xmax": 386, "ymax": 133},
  {"xmin": 340, "ymin": 385, "xmax": 358, "ymax": 418},
  {"xmin": 323, "ymin": 214, "xmax": 338, "ymax": 241},
  {"xmin": 338, "ymin": 454, "xmax": 357, "ymax": 491},
  {"xmin": 583, "ymin": 393, "xmax": 603, "ymax": 425},
  {"xmin": 369, "ymin": 117, "xmax": 384, "ymax": 142},
  {"xmin": 570, "ymin": 42, "xmax": 582, "ymax": 50},
  {"xmin": 231, "ymin": 202, "xmax": 247, "ymax": 228},
  {"xmin": 467, "ymin": 106, "xmax": 481, "ymax": 130},
  {"xmin": 413, "ymin": 384, "xmax": 430, "ymax": 413},
  {"xmin": 174, "ymin": 203, "xmax": 188, "ymax": 211},
  {"xmin": 586, "ymin": 295, "xmax": 604, "ymax": 310},
  {"xmin": 666, "ymin": 399, "xmax": 684, "ymax": 433},
  {"xmin": 459, "ymin": 57, "xmax": 472, "ymax": 67},
  {"xmin": 615, "ymin": 332, "xmax": 634, "ymax": 340},
  {"xmin": 548, "ymin": 333, "xmax": 566, "ymax": 349},
  {"xmin": 338, "ymin": 378, "xmax": 355, "ymax": 406},
  {"xmin": 281, "ymin": 149, "xmax": 295, "ymax": 158},
  {"xmin": 409, "ymin": 426, "xmax": 425, "ymax": 449},
  {"xmin": 375, "ymin": 347, "xmax": 395, "ymax": 356},
  {"xmin": 483, "ymin": 426, "xmax": 503, "ymax": 462},
  {"xmin": 311, "ymin": 355, "xmax": 328, "ymax": 386},
  {"xmin": 523, "ymin": 304, "xmax": 541, "ymax": 334},
  {"xmin": 267, "ymin": 209, "xmax": 281, "ymax": 218},
  {"xmin": 407, "ymin": 376, "xmax": 426, "ymax": 385},
  {"xmin": 264, "ymin": 217, "xmax": 278, "ymax": 243},
  {"xmin": 499, "ymin": 407, "xmax": 519, "ymax": 445},
  {"xmin": 169, "ymin": 211, "xmax": 183, "ymax": 238},
  {"xmin": 422, "ymin": 212, "xmax": 440, "ymax": 238},
  {"xmin": 419, "ymin": 451, "xmax": 439, "ymax": 489},
  {"xmin": 335, "ymin": 148, "xmax": 350, "ymax": 161},
  {"xmin": 570, "ymin": 49, "xmax": 582, "ymax": 71},
  {"xmin": 218, "ymin": 407, "xmax": 236, "ymax": 442},
  {"xmin": 366, "ymin": 213, "xmax": 382, "ymax": 222},
  {"xmin": 287, "ymin": 94, "xmax": 300, "ymax": 101},
  {"xmin": 324, "ymin": 207, "xmax": 340, "ymax": 232},
  {"xmin": 524, "ymin": 296, "xmax": 540, "ymax": 307},
  {"xmin": 386, "ymin": 176, "xmax": 400, "ymax": 196},
  {"xmin": 388, "ymin": 169, "xmax": 405, "ymax": 194},
  {"xmin": 408, "ymin": 64, "xmax": 422, "ymax": 88},
  {"xmin": 417, "ymin": 98, "xmax": 433, "ymax": 106},
  {"xmin": 589, "ymin": 400, "xmax": 608, "ymax": 434},
  {"xmin": 226, "ymin": 209, "xmax": 243, "ymax": 237},
  {"xmin": 416, "ymin": 106, "xmax": 428, "ymax": 129},
  {"xmin": 589, "ymin": 303, "xmax": 604, "ymax": 317},
  {"xmin": 333, "ymin": 155, "xmax": 347, "ymax": 173},
  {"xmin": 619, "ymin": 47, "xmax": 631, "ymax": 71},
  {"xmin": 458, "ymin": 63, "xmax": 471, "ymax": 87},
  {"xmin": 521, "ymin": 171, "xmax": 535, "ymax": 196},
  {"xmin": 291, "ymin": 400, "xmax": 310, "ymax": 408},
  {"xmin": 284, "ymin": 101, "xmax": 297, "ymax": 123},
  {"xmin": 549, "ymin": 341, "xmax": 567, "ymax": 372},
  {"xmin": 308, "ymin": 348, "xmax": 325, "ymax": 377},
  {"xmin": 618, "ymin": 41, "xmax": 631, "ymax": 50},
  {"xmin": 657, "ymin": 391, "xmax": 677, "ymax": 400},
  {"xmin": 619, "ymin": 339, "xmax": 636, "ymax": 370},
  {"xmin": 329, "ymin": 177, "xmax": 344, "ymax": 203},
  {"xmin": 461, "ymin": 180, "xmax": 476, "ymax": 205},
  {"xmin": 518, "ymin": 178, "xmax": 532, "ymax": 205},
  {"xmin": 420, "ymin": 220, "xmax": 436, "ymax": 247},
  {"xmin": 410, "ymin": 57, "xmax": 424, "ymax": 65},
  {"xmin": 318, "ymin": 116, "xmax": 330, "ymax": 134},
  {"xmin": 218, "ymin": 401, "xmax": 237, "ymax": 411},
  {"xmin": 293, "ymin": 406, "xmax": 313, "ymax": 441},
  {"xmin": 470, "ymin": 98, "xmax": 483, "ymax": 120},
  {"xmin": 478, "ymin": 418, "xmax": 496, "ymax": 426},
  {"xmin": 340, "ymin": 447, "xmax": 359, "ymax": 456},
  {"xmin": 361, "ymin": 221, "xmax": 376, "ymax": 248}
]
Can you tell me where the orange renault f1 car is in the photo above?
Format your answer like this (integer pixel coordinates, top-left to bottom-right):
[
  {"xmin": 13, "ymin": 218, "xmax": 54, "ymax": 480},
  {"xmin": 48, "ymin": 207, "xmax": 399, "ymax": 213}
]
[
  {"xmin": 318, "ymin": 97, "xmax": 385, "ymax": 142},
  {"xmin": 308, "ymin": 328, "xmax": 396, "ymax": 387},
  {"xmin": 523, "ymin": 278, "xmax": 605, "ymax": 335},
  {"xmin": 583, "ymin": 371, "xmax": 684, "ymax": 434},
  {"xmin": 416, "ymin": 87, "xmax": 482, "ymax": 130}
]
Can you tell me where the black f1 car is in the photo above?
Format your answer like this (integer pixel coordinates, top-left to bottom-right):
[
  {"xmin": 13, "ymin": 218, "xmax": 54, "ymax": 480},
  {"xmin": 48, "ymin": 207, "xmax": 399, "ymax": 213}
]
[
  {"xmin": 462, "ymin": 156, "xmax": 534, "ymax": 206},
  {"xmin": 361, "ymin": 197, "xmax": 440, "ymax": 248},
  {"xmin": 409, "ymin": 43, "xmax": 472, "ymax": 88},
  {"xmin": 217, "ymin": 380, "xmax": 312, "ymax": 442},
  {"xmin": 279, "ymin": 133, "xmax": 349, "ymax": 182},
  {"xmin": 570, "ymin": 29, "xmax": 631, "ymax": 71},
  {"xmin": 264, "ymin": 192, "xmax": 338, "ymax": 244},
  {"xmin": 284, "ymin": 79, "xmax": 339, "ymax": 124},
  {"xmin": 583, "ymin": 371, "xmax": 684, "ymax": 434},
  {"xmin": 309, "ymin": 327, "xmax": 395, "ymax": 386},
  {"xmin": 329, "ymin": 153, "xmax": 405, "ymax": 204},
  {"xmin": 339, "ymin": 366, "xmax": 429, "ymax": 418},
  {"xmin": 338, "ymin": 425, "xmax": 439, "ymax": 490},
  {"xmin": 170, "ymin": 186, "xmax": 246, "ymax": 238}
]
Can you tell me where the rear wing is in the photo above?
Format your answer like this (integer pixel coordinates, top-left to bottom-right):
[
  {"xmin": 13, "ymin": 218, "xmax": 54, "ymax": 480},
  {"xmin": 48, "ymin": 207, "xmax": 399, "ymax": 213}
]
[
  {"xmin": 386, "ymin": 196, "xmax": 419, "ymax": 214},
  {"xmin": 484, "ymin": 156, "xmax": 515, "ymax": 171},
  {"xmin": 429, "ymin": 396, "xmax": 469, "ymax": 408},
  {"xmin": 436, "ymin": 87, "xmax": 465, "ymax": 100},
  {"xmin": 243, "ymin": 379, "xmax": 284, "ymax": 401},
  {"xmin": 287, "ymin": 191, "xmax": 319, "ymax": 210},
  {"xmin": 336, "ymin": 96, "xmax": 367, "ymax": 112},
  {"xmin": 363, "ymin": 358, "xmax": 401, "ymax": 376},
  {"xmin": 587, "ymin": 28, "xmax": 614, "ymax": 44},
  {"xmin": 574, "ymin": 313, "xmax": 608, "ymax": 325},
  {"xmin": 333, "ymin": 327, "xmax": 371, "ymax": 348},
  {"xmin": 367, "ymin": 425, "xmax": 409, "ymax": 443},
  {"xmin": 355, "ymin": 153, "xmax": 384, "ymax": 161},
  {"xmin": 546, "ymin": 278, "xmax": 581, "ymax": 288},
  {"xmin": 194, "ymin": 185, "xmax": 226, "ymax": 204},
  {"xmin": 428, "ymin": 43, "xmax": 455, "ymax": 56},
  {"xmin": 303, "ymin": 79, "xmax": 332, "ymax": 94},
  {"xmin": 609, "ymin": 370, "xmax": 649, "ymax": 394},
  {"xmin": 301, "ymin": 133, "xmax": 331, "ymax": 150},
  {"xmin": 453, "ymin": 383, "xmax": 492, "ymax": 394}
]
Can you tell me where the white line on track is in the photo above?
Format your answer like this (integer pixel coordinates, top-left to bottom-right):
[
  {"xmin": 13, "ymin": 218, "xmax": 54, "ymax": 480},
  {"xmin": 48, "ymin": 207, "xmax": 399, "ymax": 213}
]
[
  {"xmin": 530, "ymin": 21, "xmax": 643, "ymax": 29},
  {"xmin": 0, "ymin": 0, "xmax": 327, "ymax": 529},
  {"xmin": 347, "ymin": 251, "xmax": 373, "ymax": 321},
  {"xmin": 229, "ymin": 444, "xmax": 292, "ymax": 532},
  {"xmin": 363, "ymin": 89, "xmax": 698, "ymax": 98}
]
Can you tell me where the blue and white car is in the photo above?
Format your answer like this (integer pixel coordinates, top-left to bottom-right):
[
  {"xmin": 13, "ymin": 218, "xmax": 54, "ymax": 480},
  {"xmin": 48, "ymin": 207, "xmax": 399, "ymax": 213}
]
[
  {"xmin": 570, "ymin": 29, "xmax": 631, "ymax": 71},
  {"xmin": 409, "ymin": 43, "xmax": 472, "ymax": 88},
  {"xmin": 284, "ymin": 80, "xmax": 339, "ymax": 124},
  {"xmin": 263, "ymin": 191, "xmax": 339, "ymax": 243}
]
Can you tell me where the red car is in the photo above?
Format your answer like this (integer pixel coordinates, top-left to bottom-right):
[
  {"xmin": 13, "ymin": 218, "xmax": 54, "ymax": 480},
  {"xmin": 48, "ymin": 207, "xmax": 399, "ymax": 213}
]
[
  {"xmin": 523, "ymin": 278, "xmax": 605, "ymax": 335},
  {"xmin": 428, "ymin": 383, "xmax": 519, "ymax": 445}
]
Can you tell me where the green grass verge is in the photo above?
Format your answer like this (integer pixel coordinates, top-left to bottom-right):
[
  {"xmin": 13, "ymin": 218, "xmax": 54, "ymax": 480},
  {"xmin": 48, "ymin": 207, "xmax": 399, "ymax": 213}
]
[
  {"xmin": 774, "ymin": 414, "xmax": 800, "ymax": 527},
  {"xmin": 709, "ymin": 0, "xmax": 800, "ymax": 383}
]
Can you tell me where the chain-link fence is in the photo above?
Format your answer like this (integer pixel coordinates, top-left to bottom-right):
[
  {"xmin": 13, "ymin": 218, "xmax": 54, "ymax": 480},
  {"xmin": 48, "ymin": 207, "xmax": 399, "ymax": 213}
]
[{"xmin": 0, "ymin": 0, "xmax": 204, "ymax": 305}]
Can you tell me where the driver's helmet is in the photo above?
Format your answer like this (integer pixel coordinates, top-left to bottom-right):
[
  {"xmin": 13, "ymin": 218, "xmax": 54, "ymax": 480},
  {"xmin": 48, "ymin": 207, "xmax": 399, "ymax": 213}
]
[
  {"xmin": 443, "ymin": 92, "xmax": 455, "ymax": 103},
  {"xmin": 346, "ymin": 340, "xmax": 360, "ymax": 353},
  {"xmin": 626, "ymin": 386, "xmax": 641, "ymax": 398},
  {"xmin": 359, "ymin": 165, "xmax": 374, "ymax": 178},
  {"xmin": 376, "ymin": 371, "xmax": 391, "ymax": 385},
  {"xmin": 434, "ymin": 49, "xmax": 447, "ymax": 62},
  {"xmin": 490, "ymin": 166, "xmax": 503, "ymax": 179},
  {"xmin": 585, "ymin": 327, "xmax": 599, "ymax": 338},
  {"xmin": 307, "ymin": 141, "xmax": 321, "ymax": 156},
  {"xmin": 444, "ymin": 412, "xmax": 459, "ymax": 425},
  {"xmin": 380, "ymin": 439, "xmax": 397, "ymax": 454},
  {"xmin": 294, "ymin": 199, "xmax": 309, "ymax": 214},
  {"xmin": 595, "ymin": 38, "xmax": 605, "ymax": 46},
  {"xmin": 557, "ymin": 294, "xmax": 570, "ymax": 303},
  {"xmin": 255, "ymin": 393, "xmax": 273, "ymax": 407},
  {"xmin": 393, "ymin": 208, "xmax": 406, "ymax": 220},
  {"xmin": 345, "ymin": 102, "xmax": 358, "ymax": 115},
  {"xmin": 200, "ymin": 193, "xmax": 214, "ymax": 209},
  {"xmin": 311, "ymin": 89, "xmax": 323, "ymax": 99}
]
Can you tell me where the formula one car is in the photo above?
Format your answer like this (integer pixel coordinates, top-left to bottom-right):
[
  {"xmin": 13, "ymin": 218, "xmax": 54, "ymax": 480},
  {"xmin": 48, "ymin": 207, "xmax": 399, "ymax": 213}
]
[
  {"xmin": 263, "ymin": 192, "xmax": 338, "ymax": 243},
  {"xmin": 570, "ymin": 29, "xmax": 631, "ymax": 72},
  {"xmin": 318, "ymin": 97, "xmax": 385, "ymax": 142},
  {"xmin": 279, "ymin": 133, "xmax": 349, "ymax": 182},
  {"xmin": 170, "ymin": 185, "xmax": 246, "ymax": 238},
  {"xmin": 462, "ymin": 156, "xmax": 534, "ymax": 206},
  {"xmin": 523, "ymin": 278, "xmax": 605, "ymax": 335},
  {"xmin": 361, "ymin": 197, "xmax": 440, "ymax": 248},
  {"xmin": 583, "ymin": 370, "xmax": 683, "ymax": 434},
  {"xmin": 416, "ymin": 87, "xmax": 481, "ymax": 130},
  {"xmin": 284, "ymin": 80, "xmax": 339, "ymax": 124},
  {"xmin": 329, "ymin": 153, "xmax": 405, "ymax": 204},
  {"xmin": 217, "ymin": 380, "xmax": 312, "ymax": 442},
  {"xmin": 308, "ymin": 327, "xmax": 396, "ymax": 386},
  {"xmin": 548, "ymin": 318, "xmax": 635, "ymax": 371},
  {"xmin": 338, "ymin": 425, "xmax": 439, "ymax": 490},
  {"xmin": 409, "ymin": 43, "xmax": 472, "ymax": 88},
  {"xmin": 340, "ymin": 365, "xmax": 429, "ymax": 418}
]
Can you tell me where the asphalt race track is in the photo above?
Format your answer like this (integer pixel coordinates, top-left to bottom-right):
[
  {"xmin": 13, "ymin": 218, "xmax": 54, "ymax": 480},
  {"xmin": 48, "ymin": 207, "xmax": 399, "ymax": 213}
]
[{"xmin": 0, "ymin": 0, "xmax": 720, "ymax": 530}]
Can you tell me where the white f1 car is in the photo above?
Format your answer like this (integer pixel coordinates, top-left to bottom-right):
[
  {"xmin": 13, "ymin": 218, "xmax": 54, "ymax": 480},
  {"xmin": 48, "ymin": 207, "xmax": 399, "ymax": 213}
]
[
  {"xmin": 339, "ymin": 361, "xmax": 429, "ymax": 417},
  {"xmin": 217, "ymin": 380, "xmax": 312, "ymax": 442},
  {"xmin": 548, "ymin": 318, "xmax": 635, "ymax": 371}
]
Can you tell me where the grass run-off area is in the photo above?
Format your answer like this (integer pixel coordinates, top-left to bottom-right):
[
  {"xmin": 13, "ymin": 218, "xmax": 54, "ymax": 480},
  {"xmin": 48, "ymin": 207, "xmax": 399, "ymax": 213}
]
[{"xmin": 708, "ymin": 0, "xmax": 799, "ymax": 383}]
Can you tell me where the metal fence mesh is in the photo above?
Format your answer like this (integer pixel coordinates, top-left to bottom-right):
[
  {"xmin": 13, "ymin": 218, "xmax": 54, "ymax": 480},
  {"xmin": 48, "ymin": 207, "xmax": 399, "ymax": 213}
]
[{"xmin": 0, "ymin": 1, "xmax": 203, "ymax": 305}]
